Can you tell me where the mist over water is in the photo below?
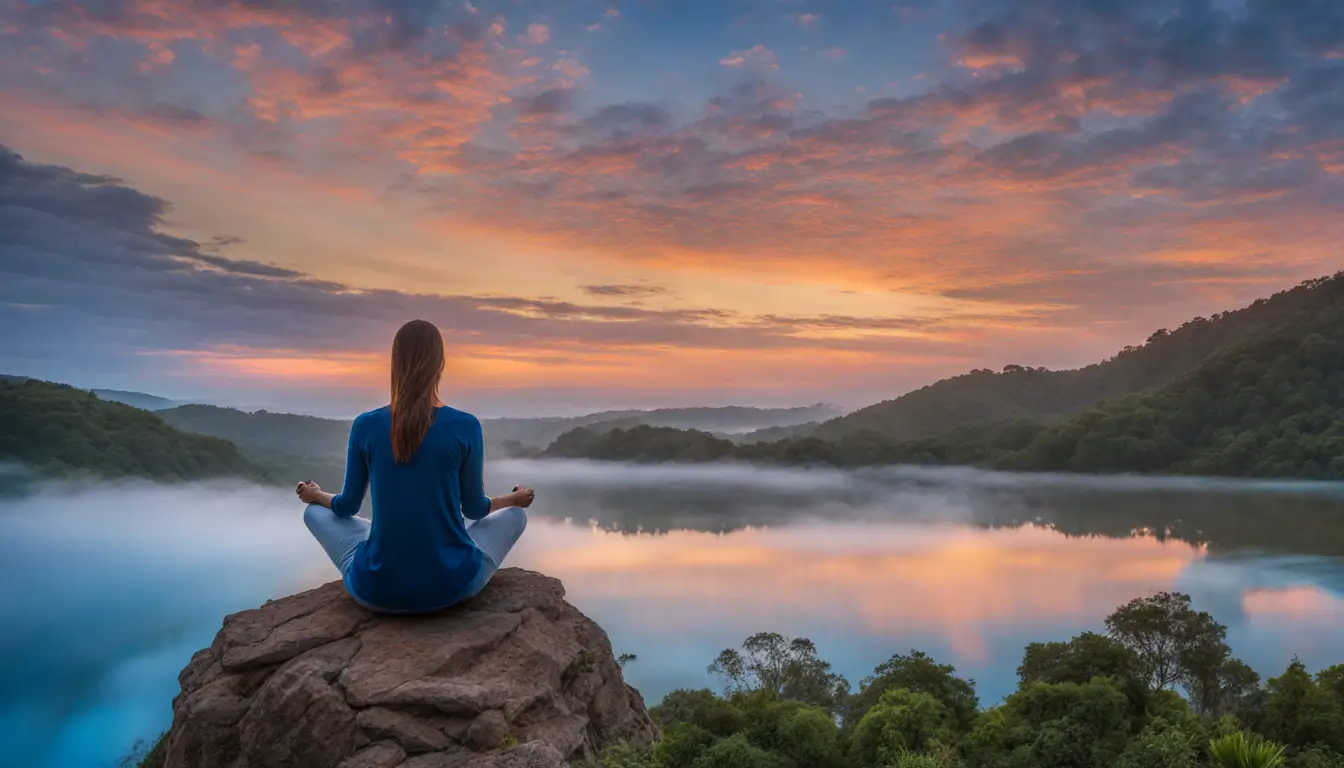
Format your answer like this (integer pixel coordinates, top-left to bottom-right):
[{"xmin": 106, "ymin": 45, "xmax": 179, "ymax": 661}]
[
  {"xmin": 0, "ymin": 482, "xmax": 336, "ymax": 767},
  {"xmin": 3, "ymin": 461, "xmax": 1344, "ymax": 767}
]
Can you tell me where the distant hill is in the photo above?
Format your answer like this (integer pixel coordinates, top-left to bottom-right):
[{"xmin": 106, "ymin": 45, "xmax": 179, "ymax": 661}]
[
  {"xmin": 0, "ymin": 379, "xmax": 271, "ymax": 482},
  {"xmin": 157, "ymin": 404, "xmax": 353, "ymax": 487},
  {"xmin": 154, "ymin": 402, "xmax": 841, "ymax": 485},
  {"xmin": 996, "ymin": 288, "xmax": 1344, "ymax": 477},
  {"xmin": 548, "ymin": 273, "xmax": 1344, "ymax": 480},
  {"xmin": 90, "ymin": 388, "xmax": 180, "ymax": 411},
  {"xmin": 548, "ymin": 425, "xmax": 737, "ymax": 463},
  {"xmin": 486, "ymin": 403, "xmax": 840, "ymax": 450},
  {"xmin": 813, "ymin": 273, "xmax": 1344, "ymax": 442},
  {"xmin": 729, "ymin": 421, "xmax": 821, "ymax": 444},
  {"xmin": 159, "ymin": 404, "xmax": 352, "ymax": 459}
]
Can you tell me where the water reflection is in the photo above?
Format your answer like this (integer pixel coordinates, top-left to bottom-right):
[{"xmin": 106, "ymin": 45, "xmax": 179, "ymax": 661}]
[
  {"xmin": 2, "ymin": 461, "xmax": 1344, "ymax": 766},
  {"xmin": 492, "ymin": 460, "xmax": 1344, "ymax": 705}
]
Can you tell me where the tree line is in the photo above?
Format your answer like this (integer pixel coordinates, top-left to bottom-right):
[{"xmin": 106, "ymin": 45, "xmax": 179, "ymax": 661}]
[{"xmin": 592, "ymin": 592, "xmax": 1344, "ymax": 768}]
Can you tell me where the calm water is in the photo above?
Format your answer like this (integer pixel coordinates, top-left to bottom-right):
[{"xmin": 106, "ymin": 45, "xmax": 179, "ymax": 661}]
[{"xmin": 4, "ymin": 460, "xmax": 1344, "ymax": 767}]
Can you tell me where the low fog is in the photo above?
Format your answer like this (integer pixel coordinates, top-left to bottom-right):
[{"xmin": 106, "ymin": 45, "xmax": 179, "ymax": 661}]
[
  {"xmin": 2, "ymin": 460, "xmax": 1342, "ymax": 767},
  {"xmin": 0, "ymin": 480, "xmax": 337, "ymax": 768}
]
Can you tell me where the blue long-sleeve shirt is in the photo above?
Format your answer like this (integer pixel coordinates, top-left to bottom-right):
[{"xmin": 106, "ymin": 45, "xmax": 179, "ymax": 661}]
[{"xmin": 332, "ymin": 405, "xmax": 491, "ymax": 612}]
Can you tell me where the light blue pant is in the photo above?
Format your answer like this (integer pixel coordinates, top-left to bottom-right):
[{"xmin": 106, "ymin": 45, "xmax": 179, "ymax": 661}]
[{"xmin": 303, "ymin": 504, "xmax": 528, "ymax": 609}]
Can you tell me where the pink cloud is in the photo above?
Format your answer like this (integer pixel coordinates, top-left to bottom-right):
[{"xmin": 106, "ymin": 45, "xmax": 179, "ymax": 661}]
[
  {"xmin": 524, "ymin": 23, "xmax": 550, "ymax": 45},
  {"xmin": 720, "ymin": 44, "xmax": 778, "ymax": 70}
]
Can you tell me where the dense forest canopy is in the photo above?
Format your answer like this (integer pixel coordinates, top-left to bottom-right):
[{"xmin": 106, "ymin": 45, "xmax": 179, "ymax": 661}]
[{"xmin": 0, "ymin": 379, "xmax": 271, "ymax": 482}]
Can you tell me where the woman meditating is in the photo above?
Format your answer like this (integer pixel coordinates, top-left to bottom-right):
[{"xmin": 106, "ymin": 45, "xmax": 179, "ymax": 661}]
[{"xmin": 296, "ymin": 319, "xmax": 533, "ymax": 613}]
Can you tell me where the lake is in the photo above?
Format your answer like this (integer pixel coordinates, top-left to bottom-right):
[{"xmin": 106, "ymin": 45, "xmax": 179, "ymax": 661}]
[{"xmin": 3, "ymin": 460, "xmax": 1344, "ymax": 767}]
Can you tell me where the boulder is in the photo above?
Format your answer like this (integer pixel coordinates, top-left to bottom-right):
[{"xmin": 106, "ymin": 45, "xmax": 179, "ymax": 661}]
[{"xmin": 163, "ymin": 569, "xmax": 657, "ymax": 768}]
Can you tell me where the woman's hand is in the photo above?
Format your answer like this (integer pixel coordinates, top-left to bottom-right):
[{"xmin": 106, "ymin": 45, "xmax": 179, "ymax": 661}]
[
  {"xmin": 511, "ymin": 485, "xmax": 536, "ymax": 508},
  {"xmin": 296, "ymin": 480, "xmax": 325, "ymax": 505}
]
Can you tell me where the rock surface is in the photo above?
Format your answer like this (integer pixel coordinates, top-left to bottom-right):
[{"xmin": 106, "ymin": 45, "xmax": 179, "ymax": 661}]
[{"xmin": 164, "ymin": 569, "xmax": 657, "ymax": 768}]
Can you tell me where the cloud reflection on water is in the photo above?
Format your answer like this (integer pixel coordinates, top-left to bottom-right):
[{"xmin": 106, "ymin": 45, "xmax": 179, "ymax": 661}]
[{"xmin": 516, "ymin": 522, "xmax": 1206, "ymax": 663}]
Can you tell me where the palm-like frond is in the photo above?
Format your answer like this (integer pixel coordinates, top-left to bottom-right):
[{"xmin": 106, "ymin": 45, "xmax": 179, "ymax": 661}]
[{"xmin": 1207, "ymin": 732, "xmax": 1287, "ymax": 768}]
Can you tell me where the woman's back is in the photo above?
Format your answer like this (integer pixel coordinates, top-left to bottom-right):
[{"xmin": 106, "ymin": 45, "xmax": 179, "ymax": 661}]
[{"xmin": 332, "ymin": 405, "xmax": 492, "ymax": 612}]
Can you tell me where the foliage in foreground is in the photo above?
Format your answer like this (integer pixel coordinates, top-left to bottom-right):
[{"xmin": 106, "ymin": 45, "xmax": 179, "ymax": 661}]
[
  {"xmin": 591, "ymin": 592, "xmax": 1344, "ymax": 768},
  {"xmin": 1207, "ymin": 732, "xmax": 1287, "ymax": 768},
  {"xmin": 122, "ymin": 732, "xmax": 166, "ymax": 768}
]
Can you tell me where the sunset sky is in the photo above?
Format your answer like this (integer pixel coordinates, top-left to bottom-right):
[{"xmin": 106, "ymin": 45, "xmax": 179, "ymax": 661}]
[{"xmin": 2, "ymin": 0, "xmax": 1342, "ymax": 416}]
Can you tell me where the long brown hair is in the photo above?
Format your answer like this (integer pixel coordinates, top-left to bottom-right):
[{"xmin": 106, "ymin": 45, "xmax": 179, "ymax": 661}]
[{"xmin": 390, "ymin": 319, "xmax": 445, "ymax": 463}]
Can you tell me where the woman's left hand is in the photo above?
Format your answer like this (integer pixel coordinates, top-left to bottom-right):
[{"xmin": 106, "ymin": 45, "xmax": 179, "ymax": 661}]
[{"xmin": 512, "ymin": 485, "xmax": 536, "ymax": 508}]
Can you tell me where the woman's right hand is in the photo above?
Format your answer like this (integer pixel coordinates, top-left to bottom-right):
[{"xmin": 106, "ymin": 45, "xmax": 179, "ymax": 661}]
[
  {"xmin": 296, "ymin": 481, "xmax": 331, "ymax": 507},
  {"xmin": 511, "ymin": 485, "xmax": 536, "ymax": 508}
]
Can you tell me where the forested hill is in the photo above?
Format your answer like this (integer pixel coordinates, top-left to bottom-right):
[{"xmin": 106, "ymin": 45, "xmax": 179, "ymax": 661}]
[
  {"xmin": 547, "ymin": 273, "xmax": 1344, "ymax": 480},
  {"xmin": 484, "ymin": 403, "xmax": 839, "ymax": 452},
  {"xmin": 998, "ymin": 295, "xmax": 1344, "ymax": 477},
  {"xmin": 157, "ymin": 404, "xmax": 353, "ymax": 488},
  {"xmin": 158, "ymin": 404, "xmax": 352, "ymax": 460},
  {"xmin": 0, "ymin": 379, "xmax": 272, "ymax": 482},
  {"xmin": 814, "ymin": 273, "xmax": 1344, "ymax": 441},
  {"xmin": 90, "ymin": 388, "xmax": 179, "ymax": 411}
]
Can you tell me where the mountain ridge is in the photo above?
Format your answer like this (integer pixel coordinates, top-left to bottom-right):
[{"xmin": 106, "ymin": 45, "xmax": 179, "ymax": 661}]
[
  {"xmin": 812, "ymin": 272, "xmax": 1344, "ymax": 442},
  {"xmin": 548, "ymin": 273, "xmax": 1344, "ymax": 480}
]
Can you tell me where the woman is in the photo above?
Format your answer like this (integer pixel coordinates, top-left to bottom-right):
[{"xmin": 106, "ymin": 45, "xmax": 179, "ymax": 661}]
[{"xmin": 296, "ymin": 319, "xmax": 533, "ymax": 614}]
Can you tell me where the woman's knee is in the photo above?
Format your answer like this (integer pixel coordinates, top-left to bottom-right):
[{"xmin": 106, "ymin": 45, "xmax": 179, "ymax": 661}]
[
  {"xmin": 302, "ymin": 503, "xmax": 332, "ymax": 532},
  {"xmin": 509, "ymin": 505, "xmax": 528, "ymax": 534}
]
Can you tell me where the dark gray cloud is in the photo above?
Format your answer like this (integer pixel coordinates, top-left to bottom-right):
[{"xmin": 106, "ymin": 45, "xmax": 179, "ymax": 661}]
[
  {"xmin": 581, "ymin": 284, "xmax": 669, "ymax": 298},
  {"xmin": 753, "ymin": 314, "xmax": 941, "ymax": 331},
  {"xmin": 939, "ymin": 261, "xmax": 1300, "ymax": 311},
  {"xmin": 0, "ymin": 146, "xmax": 301, "ymax": 280},
  {"xmin": 579, "ymin": 103, "xmax": 673, "ymax": 140},
  {"xmin": 972, "ymin": 89, "xmax": 1233, "ymax": 181},
  {"xmin": 514, "ymin": 88, "xmax": 573, "ymax": 118}
]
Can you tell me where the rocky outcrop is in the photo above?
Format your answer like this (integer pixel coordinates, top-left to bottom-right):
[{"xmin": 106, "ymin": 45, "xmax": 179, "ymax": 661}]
[{"xmin": 163, "ymin": 569, "xmax": 657, "ymax": 768}]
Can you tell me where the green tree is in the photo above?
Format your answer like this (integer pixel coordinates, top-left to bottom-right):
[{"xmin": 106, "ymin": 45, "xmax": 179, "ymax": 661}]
[
  {"xmin": 1104, "ymin": 592, "xmax": 1229, "ymax": 692},
  {"xmin": 690, "ymin": 734, "xmax": 787, "ymax": 768},
  {"xmin": 893, "ymin": 751, "xmax": 961, "ymax": 768},
  {"xmin": 1285, "ymin": 744, "xmax": 1344, "ymax": 768},
  {"xmin": 709, "ymin": 633, "xmax": 850, "ymax": 714},
  {"xmin": 1260, "ymin": 660, "xmax": 1344, "ymax": 751},
  {"xmin": 848, "ymin": 688, "xmax": 956, "ymax": 768},
  {"xmin": 654, "ymin": 689, "xmax": 746, "ymax": 737},
  {"xmin": 967, "ymin": 678, "xmax": 1134, "ymax": 768},
  {"xmin": 1017, "ymin": 631, "xmax": 1150, "ymax": 715},
  {"xmin": 590, "ymin": 742, "xmax": 656, "ymax": 768},
  {"xmin": 1019, "ymin": 632, "xmax": 1140, "ymax": 687},
  {"xmin": 1114, "ymin": 718, "xmax": 1200, "ymax": 768},
  {"xmin": 1189, "ymin": 656, "xmax": 1262, "ymax": 717},
  {"xmin": 848, "ymin": 650, "xmax": 979, "ymax": 730},
  {"xmin": 653, "ymin": 723, "xmax": 717, "ymax": 768},
  {"xmin": 734, "ymin": 695, "xmax": 846, "ymax": 768}
]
